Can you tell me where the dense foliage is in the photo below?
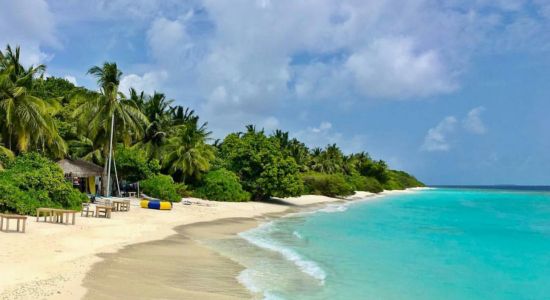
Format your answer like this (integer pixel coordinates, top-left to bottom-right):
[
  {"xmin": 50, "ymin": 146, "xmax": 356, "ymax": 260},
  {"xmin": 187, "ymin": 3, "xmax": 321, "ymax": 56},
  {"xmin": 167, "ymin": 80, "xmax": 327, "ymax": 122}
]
[
  {"xmin": 194, "ymin": 169, "xmax": 250, "ymax": 202},
  {"xmin": 0, "ymin": 45, "xmax": 425, "ymax": 207},
  {"xmin": 0, "ymin": 153, "xmax": 87, "ymax": 214},
  {"xmin": 115, "ymin": 147, "xmax": 160, "ymax": 183},
  {"xmin": 140, "ymin": 174, "xmax": 181, "ymax": 202},
  {"xmin": 383, "ymin": 170, "xmax": 425, "ymax": 190},
  {"xmin": 218, "ymin": 127, "xmax": 304, "ymax": 200},
  {"xmin": 346, "ymin": 174, "xmax": 384, "ymax": 193},
  {"xmin": 302, "ymin": 172, "xmax": 355, "ymax": 197}
]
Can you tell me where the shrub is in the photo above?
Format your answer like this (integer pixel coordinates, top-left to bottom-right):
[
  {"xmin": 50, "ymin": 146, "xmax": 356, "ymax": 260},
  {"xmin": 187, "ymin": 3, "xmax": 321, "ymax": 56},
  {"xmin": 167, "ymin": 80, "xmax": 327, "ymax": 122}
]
[
  {"xmin": 140, "ymin": 174, "xmax": 181, "ymax": 202},
  {"xmin": 301, "ymin": 172, "xmax": 354, "ymax": 197},
  {"xmin": 218, "ymin": 131, "xmax": 303, "ymax": 200},
  {"xmin": 194, "ymin": 168, "xmax": 250, "ymax": 202},
  {"xmin": 389, "ymin": 170, "xmax": 425, "ymax": 188},
  {"xmin": 347, "ymin": 174, "xmax": 384, "ymax": 193},
  {"xmin": 175, "ymin": 183, "xmax": 192, "ymax": 198},
  {"xmin": 0, "ymin": 153, "xmax": 87, "ymax": 215},
  {"xmin": 382, "ymin": 170, "xmax": 425, "ymax": 190},
  {"xmin": 383, "ymin": 179, "xmax": 405, "ymax": 190},
  {"xmin": 115, "ymin": 147, "xmax": 160, "ymax": 182}
]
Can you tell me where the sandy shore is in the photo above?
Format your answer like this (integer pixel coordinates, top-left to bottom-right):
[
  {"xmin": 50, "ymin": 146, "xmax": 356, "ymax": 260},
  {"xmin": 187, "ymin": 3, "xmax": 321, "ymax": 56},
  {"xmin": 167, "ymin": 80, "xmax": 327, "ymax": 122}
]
[
  {"xmin": 0, "ymin": 189, "xmax": 429, "ymax": 299},
  {"xmin": 82, "ymin": 218, "xmax": 263, "ymax": 299},
  {"xmin": 0, "ymin": 194, "xmax": 361, "ymax": 299}
]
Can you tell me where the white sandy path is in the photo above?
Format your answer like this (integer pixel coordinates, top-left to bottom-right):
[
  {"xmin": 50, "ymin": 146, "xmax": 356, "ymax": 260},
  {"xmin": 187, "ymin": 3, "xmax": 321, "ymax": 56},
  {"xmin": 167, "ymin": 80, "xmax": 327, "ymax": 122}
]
[{"xmin": 0, "ymin": 195, "xmax": 351, "ymax": 300}]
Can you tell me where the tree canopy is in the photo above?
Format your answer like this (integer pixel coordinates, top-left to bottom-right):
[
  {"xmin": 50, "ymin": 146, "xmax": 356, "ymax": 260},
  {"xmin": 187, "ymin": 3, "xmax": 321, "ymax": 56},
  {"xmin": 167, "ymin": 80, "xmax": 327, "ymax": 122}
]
[{"xmin": 0, "ymin": 44, "xmax": 424, "ymax": 212}]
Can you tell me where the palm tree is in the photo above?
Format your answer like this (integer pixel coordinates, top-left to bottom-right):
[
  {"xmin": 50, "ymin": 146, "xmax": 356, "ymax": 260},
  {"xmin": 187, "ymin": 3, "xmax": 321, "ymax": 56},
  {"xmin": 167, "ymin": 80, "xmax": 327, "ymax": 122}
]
[
  {"xmin": 133, "ymin": 92, "xmax": 173, "ymax": 160},
  {"xmin": 287, "ymin": 138, "xmax": 310, "ymax": 172},
  {"xmin": 127, "ymin": 88, "xmax": 146, "ymax": 111},
  {"xmin": 163, "ymin": 119, "xmax": 214, "ymax": 183},
  {"xmin": 170, "ymin": 106, "xmax": 198, "ymax": 126},
  {"xmin": 0, "ymin": 45, "xmax": 65, "ymax": 156},
  {"xmin": 72, "ymin": 62, "xmax": 148, "ymax": 195},
  {"xmin": 309, "ymin": 144, "xmax": 344, "ymax": 174}
]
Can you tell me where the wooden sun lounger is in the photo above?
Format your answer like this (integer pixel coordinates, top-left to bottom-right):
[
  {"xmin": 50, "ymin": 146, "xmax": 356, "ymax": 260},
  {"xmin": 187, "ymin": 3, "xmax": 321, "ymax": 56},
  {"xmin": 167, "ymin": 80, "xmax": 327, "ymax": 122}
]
[{"xmin": 0, "ymin": 214, "xmax": 27, "ymax": 233}]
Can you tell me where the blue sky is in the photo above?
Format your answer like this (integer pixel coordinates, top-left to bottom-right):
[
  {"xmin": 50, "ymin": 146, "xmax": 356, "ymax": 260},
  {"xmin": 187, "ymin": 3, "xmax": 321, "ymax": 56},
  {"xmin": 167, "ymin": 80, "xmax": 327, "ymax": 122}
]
[{"xmin": 1, "ymin": 0, "xmax": 550, "ymax": 185}]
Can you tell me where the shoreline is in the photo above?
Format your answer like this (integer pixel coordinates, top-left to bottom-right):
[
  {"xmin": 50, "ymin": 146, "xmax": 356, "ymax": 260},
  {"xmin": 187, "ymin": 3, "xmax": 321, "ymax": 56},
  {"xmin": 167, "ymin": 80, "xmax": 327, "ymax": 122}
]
[{"xmin": 0, "ymin": 189, "xmax": 422, "ymax": 299}]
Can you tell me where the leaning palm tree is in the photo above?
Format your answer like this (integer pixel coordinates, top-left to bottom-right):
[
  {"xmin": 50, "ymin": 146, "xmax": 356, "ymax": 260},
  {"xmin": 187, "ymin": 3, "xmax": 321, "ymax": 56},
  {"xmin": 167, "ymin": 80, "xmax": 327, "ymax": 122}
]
[
  {"xmin": 163, "ymin": 120, "xmax": 214, "ymax": 183},
  {"xmin": 0, "ymin": 45, "xmax": 65, "ymax": 156},
  {"xmin": 72, "ymin": 62, "xmax": 148, "ymax": 195}
]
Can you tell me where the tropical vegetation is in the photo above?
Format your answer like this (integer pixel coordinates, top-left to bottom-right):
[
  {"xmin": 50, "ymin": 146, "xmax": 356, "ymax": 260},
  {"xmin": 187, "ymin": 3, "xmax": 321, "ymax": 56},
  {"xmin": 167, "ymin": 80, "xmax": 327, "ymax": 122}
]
[{"xmin": 0, "ymin": 45, "xmax": 423, "ymax": 214}]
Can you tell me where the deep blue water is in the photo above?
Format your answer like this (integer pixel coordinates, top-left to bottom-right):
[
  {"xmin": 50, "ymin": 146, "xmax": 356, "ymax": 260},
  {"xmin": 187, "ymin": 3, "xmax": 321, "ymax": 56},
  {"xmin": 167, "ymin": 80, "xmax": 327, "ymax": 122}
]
[{"xmin": 236, "ymin": 188, "xmax": 550, "ymax": 299}]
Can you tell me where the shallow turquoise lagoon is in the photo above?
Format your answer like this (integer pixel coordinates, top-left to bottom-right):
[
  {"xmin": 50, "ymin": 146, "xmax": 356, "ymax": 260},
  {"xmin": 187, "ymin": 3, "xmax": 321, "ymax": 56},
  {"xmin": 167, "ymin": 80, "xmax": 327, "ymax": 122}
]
[{"xmin": 234, "ymin": 188, "xmax": 550, "ymax": 299}]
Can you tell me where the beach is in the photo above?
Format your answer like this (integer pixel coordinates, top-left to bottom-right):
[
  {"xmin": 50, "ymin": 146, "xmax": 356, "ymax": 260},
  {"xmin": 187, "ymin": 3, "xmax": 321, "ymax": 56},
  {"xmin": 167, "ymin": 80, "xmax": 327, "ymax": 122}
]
[{"xmin": 0, "ymin": 193, "xmax": 370, "ymax": 299}]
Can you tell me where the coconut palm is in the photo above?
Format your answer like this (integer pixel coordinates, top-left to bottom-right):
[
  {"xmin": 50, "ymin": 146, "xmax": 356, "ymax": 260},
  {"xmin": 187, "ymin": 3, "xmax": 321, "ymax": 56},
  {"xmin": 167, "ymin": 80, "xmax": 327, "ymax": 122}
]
[
  {"xmin": 309, "ymin": 144, "xmax": 344, "ymax": 174},
  {"xmin": 163, "ymin": 119, "xmax": 214, "ymax": 183},
  {"xmin": 72, "ymin": 62, "xmax": 148, "ymax": 195},
  {"xmin": 0, "ymin": 45, "xmax": 65, "ymax": 156},
  {"xmin": 127, "ymin": 87, "xmax": 146, "ymax": 111},
  {"xmin": 132, "ymin": 92, "xmax": 173, "ymax": 160},
  {"xmin": 170, "ymin": 106, "xmax": 198, "ymax": 126}
]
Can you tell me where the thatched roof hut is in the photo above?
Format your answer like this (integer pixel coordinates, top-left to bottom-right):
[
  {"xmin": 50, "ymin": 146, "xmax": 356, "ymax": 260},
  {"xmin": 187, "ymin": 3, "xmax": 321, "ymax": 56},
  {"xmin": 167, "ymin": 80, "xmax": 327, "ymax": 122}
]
[{"xmin": 57, "ymin": 159, "xmax": 103, "ymax": 177}]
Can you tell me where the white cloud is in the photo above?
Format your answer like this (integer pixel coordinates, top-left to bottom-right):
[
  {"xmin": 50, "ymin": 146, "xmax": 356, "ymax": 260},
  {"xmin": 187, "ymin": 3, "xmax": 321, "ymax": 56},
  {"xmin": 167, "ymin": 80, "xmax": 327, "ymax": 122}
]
[
  {"xmin": 9, "ymin": 0, "xmax": 539, "ymax": 141},
  {"xmin": 0, "ymin": 0, "xmax": 57, "ymax": 66},
  {"xmin": 64, "ymin": 75, "xmax": 78, "ymax": 85},
  {"xmin": 102, "ymin": 0, "xmax": 547, "ymax": 131},
  {"xmin": 345, "ymin": 37, "xmax": 457, "ymax": 99},
  {"xmin": 293, "ymin": 121, "xmax": 368, "ymax": 153},
  {"xmin": 261, "ymin": 116, "xmax": 280, "ymax": 131},
  {"xmin": 119, "ymin": 71, "xmax": 168, "ymax": 96},
  {"xmin": 422, "ymin": 107, "xmax": 489, "ymax": 151},
  {"xmin": 462, "ymin": 106, "xmax": 487, "ymax": 134},
  {"xmin": 146, "ymin": 17, "xmax": 196, "ymax": 68},
  {"xmin": 421, "ymin": 116, "xmax": 458, "ymax": 152},
  {"xmin": 311, "ymin": 122, "xmax": 332, "ymax": 133}
]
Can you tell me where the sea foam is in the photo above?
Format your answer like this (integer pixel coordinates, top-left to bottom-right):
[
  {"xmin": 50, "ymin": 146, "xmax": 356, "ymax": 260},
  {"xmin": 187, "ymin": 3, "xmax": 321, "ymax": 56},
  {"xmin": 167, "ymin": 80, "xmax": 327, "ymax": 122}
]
[{"xmin": 239, "ymin": 222, "xmax": 327, "ymax": 283}]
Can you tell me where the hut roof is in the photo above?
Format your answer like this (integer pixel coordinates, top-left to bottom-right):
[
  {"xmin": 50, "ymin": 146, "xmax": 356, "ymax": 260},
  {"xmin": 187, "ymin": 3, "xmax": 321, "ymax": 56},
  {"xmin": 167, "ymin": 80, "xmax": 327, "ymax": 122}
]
[{"xmin": 57, "ymin": 159, "xmax": 103, "ymax": 177}]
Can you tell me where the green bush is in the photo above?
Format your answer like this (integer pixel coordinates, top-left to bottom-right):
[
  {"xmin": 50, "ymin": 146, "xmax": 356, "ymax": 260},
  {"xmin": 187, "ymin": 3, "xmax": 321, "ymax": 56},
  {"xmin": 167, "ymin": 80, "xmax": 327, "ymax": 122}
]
[
  {"xmin": 0, "ymin": 153, "xmax": 87, "ymax": 215},
  {"xmin": 382, "ymin": 170, "xmax": 425, "ymax": 190},
  {"xmin": 115, "ymin": 147, "xmax": 160, "ymax": 182},
  {"xmin": 301, "ymin": 172, "xmax": 354, "ymax": 197},
  {"xmin": 140, "ymin": 174, "xmax": 181, "ymax": 202},
  {"xmin": 194, "ymin": 168, "xmax": 250, "ymax": 202},
  {"xmin": 389, "ymin": 170, "xmax": 425, "ymax": 188},
  {"xmin": 175, "ymin": 183, "xmax": 192, "ymax": 198},
  {"xmin": 383, "ymin": 178, "xmax": 405, "ymax": 190},
  {"xmin": 218, "ymin": 131, "xmax": 303, "ymax": 200},
  {"xmin": 347, "ymin": 174, "xmax": 384, "ymax": 193}
]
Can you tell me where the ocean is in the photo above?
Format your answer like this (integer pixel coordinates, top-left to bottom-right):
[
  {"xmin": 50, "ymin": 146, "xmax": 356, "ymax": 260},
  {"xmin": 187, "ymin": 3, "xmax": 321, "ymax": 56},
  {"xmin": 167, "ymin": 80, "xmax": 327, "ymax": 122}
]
[{"xmin": 206, "ymin": 188, "xmax": 550, "ymax": 299}]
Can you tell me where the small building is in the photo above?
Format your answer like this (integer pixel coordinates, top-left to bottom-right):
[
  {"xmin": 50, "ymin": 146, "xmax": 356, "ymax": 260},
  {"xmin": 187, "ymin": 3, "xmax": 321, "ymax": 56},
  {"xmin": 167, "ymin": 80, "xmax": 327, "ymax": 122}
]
[{"xmin": 57, "ymin": 159, "xmax": 103, "ymax": 195}]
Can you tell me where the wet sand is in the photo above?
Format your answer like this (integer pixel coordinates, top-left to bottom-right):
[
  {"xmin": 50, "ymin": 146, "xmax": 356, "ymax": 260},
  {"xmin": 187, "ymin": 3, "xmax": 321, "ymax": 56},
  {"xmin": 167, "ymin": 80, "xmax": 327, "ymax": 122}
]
[{"xmin": 83, "ymin": 218, "xmax": 261, "ymax": 300}]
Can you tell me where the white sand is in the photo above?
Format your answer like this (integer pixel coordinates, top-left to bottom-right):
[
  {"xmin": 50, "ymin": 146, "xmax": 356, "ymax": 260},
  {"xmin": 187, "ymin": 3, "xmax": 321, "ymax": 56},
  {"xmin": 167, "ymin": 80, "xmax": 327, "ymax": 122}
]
[
  {"xmin": 0, "ymin": 189, "xmax": 425, "ymax": 299},
  {"xmin": 0, "ymin": 195, "xmax": 347, "ymax": 299}
]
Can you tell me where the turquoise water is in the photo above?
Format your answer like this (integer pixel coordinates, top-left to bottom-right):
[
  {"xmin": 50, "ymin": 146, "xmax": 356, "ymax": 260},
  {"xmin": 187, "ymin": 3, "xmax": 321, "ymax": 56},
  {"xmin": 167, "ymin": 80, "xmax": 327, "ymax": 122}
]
[{"xmin": 233, "ymin": 188, "xmax": 550, "ymax": 299}]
